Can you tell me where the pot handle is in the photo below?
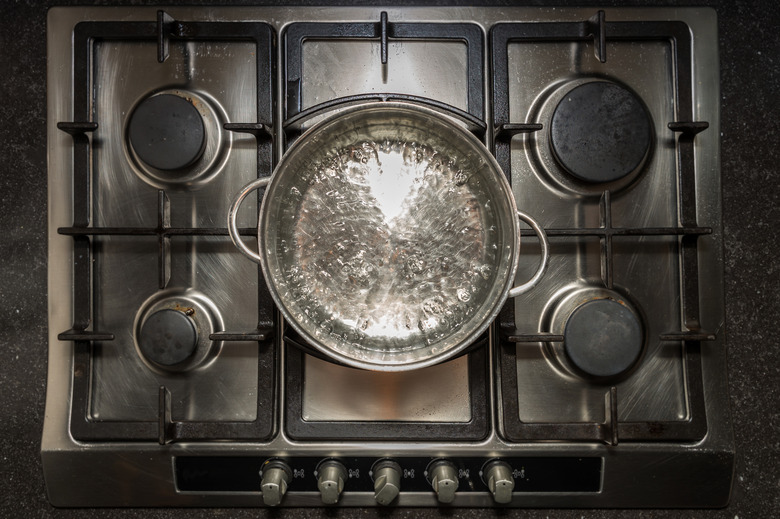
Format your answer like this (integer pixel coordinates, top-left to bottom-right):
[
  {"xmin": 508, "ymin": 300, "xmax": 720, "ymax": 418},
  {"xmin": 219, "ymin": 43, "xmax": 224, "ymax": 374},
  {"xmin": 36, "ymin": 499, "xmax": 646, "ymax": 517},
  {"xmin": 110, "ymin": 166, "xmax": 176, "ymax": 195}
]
[
  {"xmin": 508, "ymin": 210, "xmax": 550, "ymax": 298},
  {"xmin": 227, "ymin": 177, "xmax": 271, "ymax": 264}
]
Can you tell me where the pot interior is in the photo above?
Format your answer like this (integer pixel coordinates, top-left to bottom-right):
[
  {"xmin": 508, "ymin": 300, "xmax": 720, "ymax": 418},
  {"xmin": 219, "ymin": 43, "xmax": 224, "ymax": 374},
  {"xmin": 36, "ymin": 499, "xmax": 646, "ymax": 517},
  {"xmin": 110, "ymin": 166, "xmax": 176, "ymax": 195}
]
[{"xmin": 261, "ymin": 104, "xmax": 518, "ymax": 370}]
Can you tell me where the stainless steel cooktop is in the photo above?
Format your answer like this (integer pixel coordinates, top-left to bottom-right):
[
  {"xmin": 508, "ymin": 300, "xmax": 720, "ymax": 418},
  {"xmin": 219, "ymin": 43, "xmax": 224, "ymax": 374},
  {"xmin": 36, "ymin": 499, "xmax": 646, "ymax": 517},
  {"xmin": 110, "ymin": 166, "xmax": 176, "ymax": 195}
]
[{"xmin": 44, "ymin": 6, "xmax": 733, "ymax": 508}]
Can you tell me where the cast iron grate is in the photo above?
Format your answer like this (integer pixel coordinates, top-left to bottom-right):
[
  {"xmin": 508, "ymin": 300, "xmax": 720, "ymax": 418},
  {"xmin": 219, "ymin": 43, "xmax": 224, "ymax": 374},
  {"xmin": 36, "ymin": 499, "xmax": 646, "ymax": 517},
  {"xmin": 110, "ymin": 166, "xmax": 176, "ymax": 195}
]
[
  {"xmin": 56, "ymin": 12, "xmax": 277, "ymax": 443},
  {"xmin": 279, "ymin": 13, "xmax": 491, "ymax": 440},
  {"xmin": 283, "ymin": 11, "xmax": 487, "ymax": 144},
  {"xmin": 491, "ymin": 13, "xmax": 715, "ymax": 444}
]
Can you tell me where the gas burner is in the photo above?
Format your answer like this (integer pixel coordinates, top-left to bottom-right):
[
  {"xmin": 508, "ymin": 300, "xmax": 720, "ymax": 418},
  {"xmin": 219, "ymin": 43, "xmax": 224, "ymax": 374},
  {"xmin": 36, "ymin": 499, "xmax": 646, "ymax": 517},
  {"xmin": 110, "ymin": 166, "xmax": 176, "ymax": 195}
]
[
  {"xmin": 526, "ymin": 78, "xmax": 654, "ymax": 196},
  {"xmin": 128, "ymin": 94, "xmax": 206, "ymax": 171},
  {"xmin": 550, "ymin": 82, "xmax": 652, "ymax": 184},
  {"xmin": 563, "ymin": 298, "xmax": 643, "ymax": 378},
  {"xmin": 125, "ymin": 89, "xmax": 231, "ymax": 189},
  {"xmin": 138, "ymin": 308, "xmax": 199, "ymax": 368},
  {"xmin": 133, "ymin": 288, "xmax": 223, "ymax": 373},
  {"xmin": 543, "ymin": 286, "xmax": 645, "ymax": 382}
]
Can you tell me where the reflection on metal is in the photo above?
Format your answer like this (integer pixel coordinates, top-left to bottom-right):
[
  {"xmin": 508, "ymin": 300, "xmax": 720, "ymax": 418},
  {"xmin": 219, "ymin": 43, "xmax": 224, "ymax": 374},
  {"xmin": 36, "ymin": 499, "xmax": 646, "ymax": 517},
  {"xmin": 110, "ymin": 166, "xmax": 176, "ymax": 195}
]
[
  {"xmin": 88, "ymin": 37, "xmax": 262, "ymax": 423},
  {"xmin": 302, "ymin": 353, "xmax": 471, "ymax": 422},
  {"xmin": 302, "ymin": 40, "xmax": 468, "ymax": 113},
  {"xmin": 506, "ymin": 38, "xmax": 688, "ymax": 424}
]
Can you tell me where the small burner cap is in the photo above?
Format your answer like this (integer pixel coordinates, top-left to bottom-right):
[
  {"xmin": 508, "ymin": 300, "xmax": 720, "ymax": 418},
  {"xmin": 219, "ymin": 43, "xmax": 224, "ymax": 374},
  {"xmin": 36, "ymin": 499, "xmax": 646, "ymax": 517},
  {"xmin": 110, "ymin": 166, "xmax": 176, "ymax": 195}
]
[
  {"xmin": 550, "ymin": 82, "xmax": 652, "ymax": 183},
  {"xmin": 128, "ymin": 94, "xmax": 205, "ymax": 171},
  {"xmin": 139, "ymin": 309, "xmax": 198, "ymax": 367},
  {"xmin": 563, "ymin": 298, "xmax": 642, "ymax": 379}
]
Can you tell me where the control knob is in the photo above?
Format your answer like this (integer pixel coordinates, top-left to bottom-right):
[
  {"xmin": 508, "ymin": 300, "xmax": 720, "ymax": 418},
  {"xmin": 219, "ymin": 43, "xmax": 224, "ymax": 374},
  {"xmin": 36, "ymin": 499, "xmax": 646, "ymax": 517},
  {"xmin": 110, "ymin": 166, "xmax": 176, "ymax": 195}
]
[
  {"xmin": 372, "ymin": 459, "xmax": 402, "ymax": 505},
  {"xmin": 317, "ymin": 460, "xmax": 347, "ymax": 504},
  {"xmin": 427, "ymin": 460, "xmax": 459, "ymax": 504},
  {"xmin": 260, "ymin": 459, "xmax": 292, "ymax": 506},
  {"xmin": 483, "ymin": 460, "xmax": 515, "ymax": 504}
]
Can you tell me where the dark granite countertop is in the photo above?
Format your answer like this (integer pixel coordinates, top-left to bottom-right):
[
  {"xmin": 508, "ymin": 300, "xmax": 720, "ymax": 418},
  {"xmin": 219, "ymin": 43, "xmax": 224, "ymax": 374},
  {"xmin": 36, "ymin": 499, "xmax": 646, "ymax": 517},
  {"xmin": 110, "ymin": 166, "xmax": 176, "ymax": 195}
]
[{"xmin": 1, "ymin": 0, "xmax": 777, "ymax": 517}]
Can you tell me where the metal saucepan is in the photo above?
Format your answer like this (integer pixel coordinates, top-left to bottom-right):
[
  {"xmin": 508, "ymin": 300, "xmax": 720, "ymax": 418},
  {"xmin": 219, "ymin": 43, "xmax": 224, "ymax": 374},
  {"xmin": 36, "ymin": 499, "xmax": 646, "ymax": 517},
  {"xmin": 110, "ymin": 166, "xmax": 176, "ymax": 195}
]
[{"xmin": 228, "ymin": 102, "xmax": 549, "ymax": 371}]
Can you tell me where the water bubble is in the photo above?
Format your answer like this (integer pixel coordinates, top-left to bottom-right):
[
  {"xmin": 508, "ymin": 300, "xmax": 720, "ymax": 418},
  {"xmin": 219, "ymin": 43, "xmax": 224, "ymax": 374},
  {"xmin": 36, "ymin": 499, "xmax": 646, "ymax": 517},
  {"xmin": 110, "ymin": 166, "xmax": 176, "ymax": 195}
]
[
  {"xmin": 418, "ymin": 316, "xmax": 439, "ymax": 332},
  {"xmin": 404, "ymin": 314, "xmax": 413, "ymax": 330},
  {"xmin": 404, "ymin": 254, "xmax": 426, "ymax": 275},
  {"xmin": 319, "ymin": 321, "xmax": 333, "ymax": 334},
  {"xmin": 402, "ymin": 144, "xmax": 416, "ymax": 164},
  {"xmin": 457, "ymin": 288, "xmax": 471, "ymax": 302},
  {"xmin": 477, "ymin": 264, "xmax": 492, "ymax": 280},
  {"xmin": 454, "ymin": 171, "xmax": 468, "ymax": 186},
  {"xmin": 422, "ymin": 297, "xmax": 444, "ymax": 315}
]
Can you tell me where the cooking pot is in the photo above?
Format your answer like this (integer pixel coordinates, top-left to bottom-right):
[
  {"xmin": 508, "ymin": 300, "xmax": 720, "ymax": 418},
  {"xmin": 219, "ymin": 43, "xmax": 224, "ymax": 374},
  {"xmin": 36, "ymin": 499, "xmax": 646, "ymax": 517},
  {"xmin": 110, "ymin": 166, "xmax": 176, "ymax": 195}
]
[{"xmin": 228, "ymin": 102, "xmax": 549, "ymax": 371}]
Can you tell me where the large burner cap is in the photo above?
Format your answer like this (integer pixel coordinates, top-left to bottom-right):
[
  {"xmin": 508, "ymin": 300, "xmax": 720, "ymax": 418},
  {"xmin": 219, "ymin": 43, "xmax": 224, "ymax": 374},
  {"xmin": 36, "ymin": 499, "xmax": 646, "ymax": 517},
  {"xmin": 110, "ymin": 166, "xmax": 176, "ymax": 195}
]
[
  {"xmin": 563, "ymin": 298, "xmax": 642, "ymax": 379},
  {"xmin": 139, "ymin": 309, "xmax": 198, "ymax": 367},
  {"xmin": 550, "ymin": 82, "xmax": 652, "ymax": 183},
  {"xmin": 128, "ymin": 94, "xmax": 205, "ymax": 171}
]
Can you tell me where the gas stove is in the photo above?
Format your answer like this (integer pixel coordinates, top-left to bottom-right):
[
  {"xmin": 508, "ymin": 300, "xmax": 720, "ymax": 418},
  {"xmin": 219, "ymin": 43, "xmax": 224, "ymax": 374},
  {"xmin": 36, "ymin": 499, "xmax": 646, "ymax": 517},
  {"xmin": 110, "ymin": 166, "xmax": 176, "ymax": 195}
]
[{"xmin": 44, "ymin": 6, "xmax": 733, "ymax": 508}]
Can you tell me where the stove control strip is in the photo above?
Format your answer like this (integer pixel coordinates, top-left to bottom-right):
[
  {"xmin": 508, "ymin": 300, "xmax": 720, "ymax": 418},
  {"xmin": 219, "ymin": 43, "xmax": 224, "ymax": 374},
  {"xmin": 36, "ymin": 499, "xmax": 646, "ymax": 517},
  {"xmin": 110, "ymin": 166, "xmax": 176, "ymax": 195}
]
[{"xmin": 175, "ymin": 456, "xmax": 601, "ymax": 505}]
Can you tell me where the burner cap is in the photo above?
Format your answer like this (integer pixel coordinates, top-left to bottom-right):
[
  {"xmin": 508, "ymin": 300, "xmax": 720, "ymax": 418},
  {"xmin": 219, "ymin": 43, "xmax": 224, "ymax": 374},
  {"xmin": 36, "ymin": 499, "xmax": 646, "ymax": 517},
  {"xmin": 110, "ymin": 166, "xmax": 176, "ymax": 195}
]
[
  {"xmin": 128, "ymin": 94, "xmax": 205, "ymax": 171},
  {"xmin": 139, "ymin": 309, "xmax": 198, "ymax": 367},
  {"xmin": 550, "ymin": 82, "xmax": 652, "ymax": 183},
  {"xmin": 563, "ymin": 298, "xmax": 642, "ymax": 379}
]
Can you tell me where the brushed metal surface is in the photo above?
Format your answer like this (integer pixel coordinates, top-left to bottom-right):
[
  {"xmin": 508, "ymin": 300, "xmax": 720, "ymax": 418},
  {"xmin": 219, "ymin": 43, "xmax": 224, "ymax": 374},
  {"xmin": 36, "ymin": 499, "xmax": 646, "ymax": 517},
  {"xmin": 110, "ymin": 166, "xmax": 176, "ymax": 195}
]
[
  {"xmin": 302, "ymin": 40, "xmax": 468, "ymax": 112},
  {"xmin": 89, "ymin": 39, "xmax": 261, "ymax": 421},
  {"xmin": 302, "ymin": 353, "xmax": 471, "ymax": 422},
  {"xmin": 44, "ymin": 6, "xmax": 732, "ymax": 508},
  {"xmin": 507, "ymin": 39, "xmax": 686, "ymax": 423}
]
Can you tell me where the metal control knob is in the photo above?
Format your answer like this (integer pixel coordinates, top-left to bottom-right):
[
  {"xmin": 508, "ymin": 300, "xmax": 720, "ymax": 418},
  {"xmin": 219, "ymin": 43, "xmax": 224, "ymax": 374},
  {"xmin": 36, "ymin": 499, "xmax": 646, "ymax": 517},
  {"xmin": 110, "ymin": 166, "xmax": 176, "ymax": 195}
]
[
  {"xmin": 317, "ymin": 460, "xmax": 347, "ymax": 504},
  {"xmin": 428, "ymin": 460, "xmax": 459, "ymax": 504},
  {"xmin": 483, "ymin": 460, "xmax": 515, "ymax": 504},
  {"xmin": 372, "ymin": 460, "xmax": 402, "ymax": 505},
  {"xmin": 260, "ymin": 460, "xmax": 292, "ymax": 506}
]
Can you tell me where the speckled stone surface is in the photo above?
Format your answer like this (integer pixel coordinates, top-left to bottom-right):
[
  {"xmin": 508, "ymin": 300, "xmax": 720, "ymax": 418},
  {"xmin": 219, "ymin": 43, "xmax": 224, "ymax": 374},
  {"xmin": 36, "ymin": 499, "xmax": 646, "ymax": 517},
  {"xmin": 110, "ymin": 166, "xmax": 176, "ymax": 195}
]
[{"xmin": 1, "ymin": 0, "xmax": 777, "ymax": 517}]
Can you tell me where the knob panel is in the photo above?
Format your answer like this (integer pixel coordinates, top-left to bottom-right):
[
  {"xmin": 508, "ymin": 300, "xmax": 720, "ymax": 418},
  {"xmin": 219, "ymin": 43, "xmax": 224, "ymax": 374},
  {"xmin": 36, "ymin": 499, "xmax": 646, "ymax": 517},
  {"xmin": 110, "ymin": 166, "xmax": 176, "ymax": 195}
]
[{"xmin": 175, "ymin": 456, "xmax": 602, "ymax": 503}]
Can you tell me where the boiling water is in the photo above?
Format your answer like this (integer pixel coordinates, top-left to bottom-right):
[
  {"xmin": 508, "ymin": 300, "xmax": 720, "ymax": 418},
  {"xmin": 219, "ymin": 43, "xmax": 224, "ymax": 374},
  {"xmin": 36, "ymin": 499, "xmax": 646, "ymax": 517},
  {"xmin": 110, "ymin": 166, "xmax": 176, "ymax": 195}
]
[{"xmin": 273, "ymin": 139, "xmax": 503, "ymax": 355}]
